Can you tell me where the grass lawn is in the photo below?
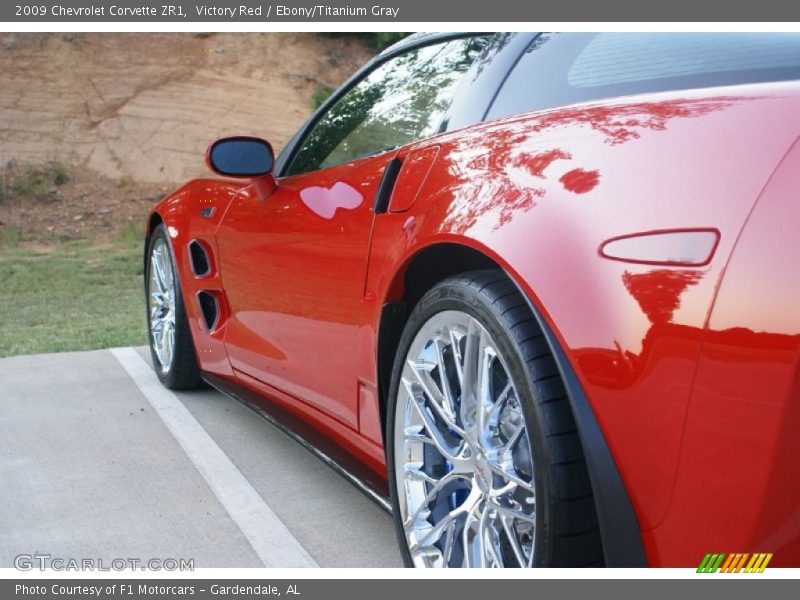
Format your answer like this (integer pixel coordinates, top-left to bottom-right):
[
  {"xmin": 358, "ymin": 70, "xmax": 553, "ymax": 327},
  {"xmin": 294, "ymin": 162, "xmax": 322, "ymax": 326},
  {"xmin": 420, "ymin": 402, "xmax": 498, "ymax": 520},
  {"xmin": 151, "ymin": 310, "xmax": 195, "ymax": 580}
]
[{"xmin": 0, "ymin": 236, "xmax": 148, "ymax": 357}]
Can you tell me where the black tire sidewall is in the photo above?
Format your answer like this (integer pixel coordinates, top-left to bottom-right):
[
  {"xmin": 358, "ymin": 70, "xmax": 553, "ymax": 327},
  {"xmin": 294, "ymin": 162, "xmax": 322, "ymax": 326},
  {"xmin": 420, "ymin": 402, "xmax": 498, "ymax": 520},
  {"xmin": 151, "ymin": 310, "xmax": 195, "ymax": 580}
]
[{"xmin": 386, "ymin": 279, "xmax": 557, "ymax": 568}]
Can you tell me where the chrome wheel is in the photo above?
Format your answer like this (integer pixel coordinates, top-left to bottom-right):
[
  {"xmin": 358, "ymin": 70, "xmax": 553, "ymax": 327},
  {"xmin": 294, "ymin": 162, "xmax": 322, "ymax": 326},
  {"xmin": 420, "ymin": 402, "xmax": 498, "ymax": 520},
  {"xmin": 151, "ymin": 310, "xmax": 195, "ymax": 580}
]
[
  {"xmin": 148, "ymin": 237, "xmax": 176, "ymax": 374},
  {"xmin": 394, "ymin": 310, "xmax": 536, "ymax": 568}
]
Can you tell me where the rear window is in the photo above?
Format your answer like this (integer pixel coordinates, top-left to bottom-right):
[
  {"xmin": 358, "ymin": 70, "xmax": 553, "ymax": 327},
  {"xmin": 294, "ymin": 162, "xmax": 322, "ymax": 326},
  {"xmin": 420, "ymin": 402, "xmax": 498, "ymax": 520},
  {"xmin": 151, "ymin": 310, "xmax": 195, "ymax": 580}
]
[{"xmin": 486, "ymin": 33, "xmax": 800, "ymax": 120}]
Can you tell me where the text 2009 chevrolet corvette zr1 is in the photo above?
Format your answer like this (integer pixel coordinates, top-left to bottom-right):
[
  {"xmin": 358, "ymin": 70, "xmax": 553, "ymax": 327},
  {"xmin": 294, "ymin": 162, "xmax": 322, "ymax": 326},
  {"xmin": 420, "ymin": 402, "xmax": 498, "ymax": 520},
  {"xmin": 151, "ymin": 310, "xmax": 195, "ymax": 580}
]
[{"xmin": 144, "ymin": 33, "xmax": 800, "ymax": 568}]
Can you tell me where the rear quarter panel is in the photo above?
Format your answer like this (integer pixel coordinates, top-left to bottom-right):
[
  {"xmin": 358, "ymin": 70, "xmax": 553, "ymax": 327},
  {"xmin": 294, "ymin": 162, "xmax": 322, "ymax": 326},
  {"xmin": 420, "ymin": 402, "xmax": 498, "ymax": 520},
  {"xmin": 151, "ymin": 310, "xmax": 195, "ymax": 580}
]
[
  {"xmin": 648, "ymin": 137, "xmax": 800, "ymax": 566},
  {"xmin": 365, "ymin": 82, "xmax": 800, "ymax": 548}
]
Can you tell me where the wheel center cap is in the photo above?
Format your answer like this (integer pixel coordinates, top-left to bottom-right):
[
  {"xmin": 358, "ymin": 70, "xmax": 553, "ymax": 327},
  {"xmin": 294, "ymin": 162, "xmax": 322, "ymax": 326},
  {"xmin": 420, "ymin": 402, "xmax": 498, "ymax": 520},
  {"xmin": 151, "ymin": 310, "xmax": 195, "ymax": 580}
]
[{"xmin": 474, "ymin": 453, "xmax": 492, "ymax": 493}]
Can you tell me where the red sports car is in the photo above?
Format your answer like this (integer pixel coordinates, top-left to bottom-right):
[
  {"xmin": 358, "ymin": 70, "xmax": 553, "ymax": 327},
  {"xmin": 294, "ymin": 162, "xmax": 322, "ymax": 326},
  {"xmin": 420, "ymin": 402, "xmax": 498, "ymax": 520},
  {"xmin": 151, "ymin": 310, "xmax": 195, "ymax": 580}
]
[{"xmin": 144, "ymin": 32, "xmax": 800, "ymax": 568}]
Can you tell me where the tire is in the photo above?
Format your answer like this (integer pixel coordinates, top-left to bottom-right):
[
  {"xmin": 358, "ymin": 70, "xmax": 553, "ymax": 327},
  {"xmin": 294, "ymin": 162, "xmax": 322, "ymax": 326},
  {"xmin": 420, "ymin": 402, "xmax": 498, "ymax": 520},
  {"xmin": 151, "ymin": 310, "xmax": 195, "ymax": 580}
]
[
  {"xmin": 386, "ymin": 270, "xmax": 603, "ymax": 568},
  {"xmin": 145, "ymin": 224, "xmax": 202, "ymax": 390}
]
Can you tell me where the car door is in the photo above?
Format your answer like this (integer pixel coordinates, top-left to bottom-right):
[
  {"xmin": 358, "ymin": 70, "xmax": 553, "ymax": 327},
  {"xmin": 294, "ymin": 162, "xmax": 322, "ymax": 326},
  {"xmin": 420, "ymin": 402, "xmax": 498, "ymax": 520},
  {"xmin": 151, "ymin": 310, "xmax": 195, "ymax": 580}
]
[{"xmin": 215, "ymin": 36, "xmax": 489, "ymax": 429}]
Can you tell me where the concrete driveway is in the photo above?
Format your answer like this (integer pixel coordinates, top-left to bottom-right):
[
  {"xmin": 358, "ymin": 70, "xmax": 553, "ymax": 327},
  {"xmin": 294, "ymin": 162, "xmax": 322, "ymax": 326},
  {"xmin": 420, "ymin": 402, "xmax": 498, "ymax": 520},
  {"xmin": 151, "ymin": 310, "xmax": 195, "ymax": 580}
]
[{"xmin": 0, "ymin": 347, "xmax": 401, "ymax": 568}]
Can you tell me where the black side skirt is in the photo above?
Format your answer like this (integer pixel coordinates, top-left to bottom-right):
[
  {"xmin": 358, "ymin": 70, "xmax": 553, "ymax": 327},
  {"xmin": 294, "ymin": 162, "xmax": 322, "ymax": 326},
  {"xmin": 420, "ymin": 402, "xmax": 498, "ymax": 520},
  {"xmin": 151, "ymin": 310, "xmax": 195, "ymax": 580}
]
[{"xmin": 202, "ymin": 372, "xmax": 391, "ymax": 512}]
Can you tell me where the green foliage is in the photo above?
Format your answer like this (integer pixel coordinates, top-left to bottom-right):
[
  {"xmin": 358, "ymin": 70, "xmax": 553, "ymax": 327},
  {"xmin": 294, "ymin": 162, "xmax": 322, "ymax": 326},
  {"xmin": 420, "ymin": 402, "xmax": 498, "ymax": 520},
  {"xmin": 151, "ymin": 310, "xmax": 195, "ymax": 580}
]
[
  {"xmin": 371, "ymin": 32, "xmax": 411, "ymax": 50},
  {"xmin": 12, "ymin": 166, "xmax": 46, "ymax": 199},
  {"xmin": 48, "ymin": 162, "xmax": 69, "ymax": 186},
  {"xmin": 292, "ymin": 82, "xmax": 384, "ymax": 174},
  {"xmin": 311, "ymin": 85, "xmax": 334, "ymax": 109},
  {"xmin": 8, "ymin": 162, "xmax": 70, "ymax": 202},
  {"xmin": 306, "ymin": 33, "xmax": 410, "ymax": 111}
]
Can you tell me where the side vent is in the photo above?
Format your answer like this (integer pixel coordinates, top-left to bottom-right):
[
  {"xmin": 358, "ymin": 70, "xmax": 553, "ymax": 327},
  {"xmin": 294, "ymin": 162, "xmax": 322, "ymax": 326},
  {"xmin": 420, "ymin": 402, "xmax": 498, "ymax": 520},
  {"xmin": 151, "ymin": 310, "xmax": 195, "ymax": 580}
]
[
  {"xmin": 189, "ymin": 240, "xmax": 211, "ymax": 277},
  {"xmin": 197, "ymin": 291, "xmax": 219, "ymax": 332},
  {"xmin": 373, "ymin": 157, "xmax": 403, "ymax": 214}
]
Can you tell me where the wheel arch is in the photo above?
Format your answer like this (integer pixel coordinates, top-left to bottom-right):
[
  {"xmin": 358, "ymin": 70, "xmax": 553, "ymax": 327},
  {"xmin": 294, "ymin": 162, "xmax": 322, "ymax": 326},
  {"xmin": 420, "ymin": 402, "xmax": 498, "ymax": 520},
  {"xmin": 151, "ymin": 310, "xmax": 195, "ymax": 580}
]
[
  {"xmin": 375, "ymin": 240, "xmax": 648, "ymax": 567},
  {"xmin": 376, "ymin": 242, "xmax": 499, "ymax": 425},
  {"xmin": 144, "ymin": 211, "xmax": 164, "ymax": 272}
]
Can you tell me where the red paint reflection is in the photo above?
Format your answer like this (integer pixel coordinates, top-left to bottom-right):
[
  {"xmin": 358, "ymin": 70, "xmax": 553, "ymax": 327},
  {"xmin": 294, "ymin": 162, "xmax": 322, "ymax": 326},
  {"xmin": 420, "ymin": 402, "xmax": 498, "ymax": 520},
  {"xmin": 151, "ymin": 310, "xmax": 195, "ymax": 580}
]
[
  {"xmin": 438, "ymin": 96, "xmax": 749, "ymax": 233},
  {"xmin": 533, "ymin": 97, "xmax": 748, "ymax": 146},
  {"xmin": 560, "ymin": 168, "xmax": 600, "ymax": 194},
  {"xmin": 575, "ymin": 270, "xmax": 704, "ymax": 390},
  {"xmin": 622, "ymin": 269, "xmax": 703, "ymax": 325},
  {"xmin": 522, "ymin": 149, "xmax": 571, "ymax": 177}
]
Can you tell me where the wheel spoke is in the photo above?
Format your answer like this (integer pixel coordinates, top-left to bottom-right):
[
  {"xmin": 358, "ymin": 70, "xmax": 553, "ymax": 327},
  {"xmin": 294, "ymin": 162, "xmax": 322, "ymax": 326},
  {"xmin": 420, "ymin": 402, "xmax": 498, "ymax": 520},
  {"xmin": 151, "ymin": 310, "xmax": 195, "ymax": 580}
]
[
  {"xmin": 483, "ymin": 508, "xmax": 505, "ymax": 568},
  {"xmin": 405, "ymin": 471, "xmax": 468, "ymax": 533},
  {"xmin": 153, "ymin": 247, "xmax": 168, "ymax": 292},
  {"xmin": 500, "ymin": 515, "xmax": 530, "ymax": 567},
  {"xmin": 501, "ymin": 420, "xmax": 525, "ymax": 456},
  {"xmin": 408, "ymin": 359, "xmax": 462, "ymax": 434},
  {"xmin": 486, "ymin": 382, "xmax": 513, "ymax": 434},
  {"xmin": 409, "ymin": 514, "xmax": 453, "ymax": 557},
  {"xmin": 479, "ymin": 504, "xmax": 495, "ymax": 567},
  {"xmin": 151, "ymin": 316, "xmax": 164, "ymax": 332},
  {"xmin": 161, "ymin": 322, "xmax": 173, "ymax": 369},
  {"xmin": 488, "ymin": 461, "xmax": 535, "ymax": 493},
  {"xmin": 459, "ymin": 322, "xmax": 499, "ymax": 450},
  {"xmin": 409, "ymin": 488, "xmax": 479, "ymax": 554},
  {"xmin": 433, "ymin": 336, "xmax": 457, "ymax": 417},
  {"xmin": 459, "ymin": 320, "xmax": 486, "ymax": 444},
  {"xmin": 476, "ymin": 343, "xmax": 495, "ymax": 444},
  {"xmin": 150, "ymin": 269, "xmax": 163, "ymax": 298},
  {"xmin": 404, "ymin": 425, "xmax": 437, "ymax": 446},
  {"xmin": 449, "ymin": 327, "xmax": 465, "ymax": 389},
  {"xmin": 405, "ymin": 462, "xmax": 438, "ymax": 485},
  {"xmin": 149, "ymin": 266, "xmax": 160, "ymax": 296},
  {"xmin": 404, "ymin": 378, "xmax": 462, "ymax": 462},
  {"xmin": 442, "ymin": 519, "xmax": 457, "ymax": 567},
  {"xmin": 462, "ymin": 497, "xmax": 486, "ymax": 567},
  {"xmin": 460, "ymin": 320, "xmax": 480, "ymax": 404},
  {"xmin": 162, "ymin": 248, "xmax": 174, "ymax": 289},
  {"xmin": 151, "ymin": 330, "xmax": 162, "ymax": 352},
  {"xmin": 488, "ymin": 498, "xmax": 536, "ymax": 524}
]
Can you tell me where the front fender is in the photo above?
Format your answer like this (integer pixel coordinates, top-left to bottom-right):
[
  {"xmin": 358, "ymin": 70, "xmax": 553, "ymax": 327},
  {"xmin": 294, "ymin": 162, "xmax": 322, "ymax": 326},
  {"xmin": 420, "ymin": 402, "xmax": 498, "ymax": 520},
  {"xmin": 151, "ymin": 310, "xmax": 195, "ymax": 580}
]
[{"xmin": 146, "ymin": 178, "xmax": 247, "ymax": 377}]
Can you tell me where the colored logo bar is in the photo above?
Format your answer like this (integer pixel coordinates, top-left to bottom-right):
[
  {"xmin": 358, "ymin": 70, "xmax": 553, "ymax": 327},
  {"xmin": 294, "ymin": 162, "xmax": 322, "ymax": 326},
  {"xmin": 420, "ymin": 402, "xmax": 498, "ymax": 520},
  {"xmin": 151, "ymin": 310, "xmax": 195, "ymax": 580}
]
[{"xmin": 697, "ymin": 553, "xmax": 773, "ymax": 573}]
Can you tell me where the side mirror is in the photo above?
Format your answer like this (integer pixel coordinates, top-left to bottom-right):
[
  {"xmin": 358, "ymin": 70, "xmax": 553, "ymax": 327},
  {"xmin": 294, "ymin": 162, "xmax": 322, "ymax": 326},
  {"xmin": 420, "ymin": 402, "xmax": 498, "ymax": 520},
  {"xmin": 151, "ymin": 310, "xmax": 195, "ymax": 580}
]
[{"xmin": 206, "ymin": 136, "xmax": 274, "ymax": 178}]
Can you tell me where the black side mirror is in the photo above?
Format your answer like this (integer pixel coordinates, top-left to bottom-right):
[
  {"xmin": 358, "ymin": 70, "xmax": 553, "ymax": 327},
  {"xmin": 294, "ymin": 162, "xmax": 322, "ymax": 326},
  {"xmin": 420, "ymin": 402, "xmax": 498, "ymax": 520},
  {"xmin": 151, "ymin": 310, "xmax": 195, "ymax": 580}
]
[{"xmin": 206, "ymin": 136, "xmax": 274, "ymax": 178}]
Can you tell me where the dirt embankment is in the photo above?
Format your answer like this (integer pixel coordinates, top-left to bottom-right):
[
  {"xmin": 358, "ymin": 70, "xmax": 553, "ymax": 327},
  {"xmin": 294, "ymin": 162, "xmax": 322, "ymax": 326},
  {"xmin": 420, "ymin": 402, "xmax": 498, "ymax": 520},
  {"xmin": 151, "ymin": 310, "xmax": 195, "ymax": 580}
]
[
  {"xmin": 1, "ymin": 32, "xmax": 371, "ymax": 182},
  {"xmin": 0, "ymin": 33, "xmax": 373, "ymax": 245}
]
